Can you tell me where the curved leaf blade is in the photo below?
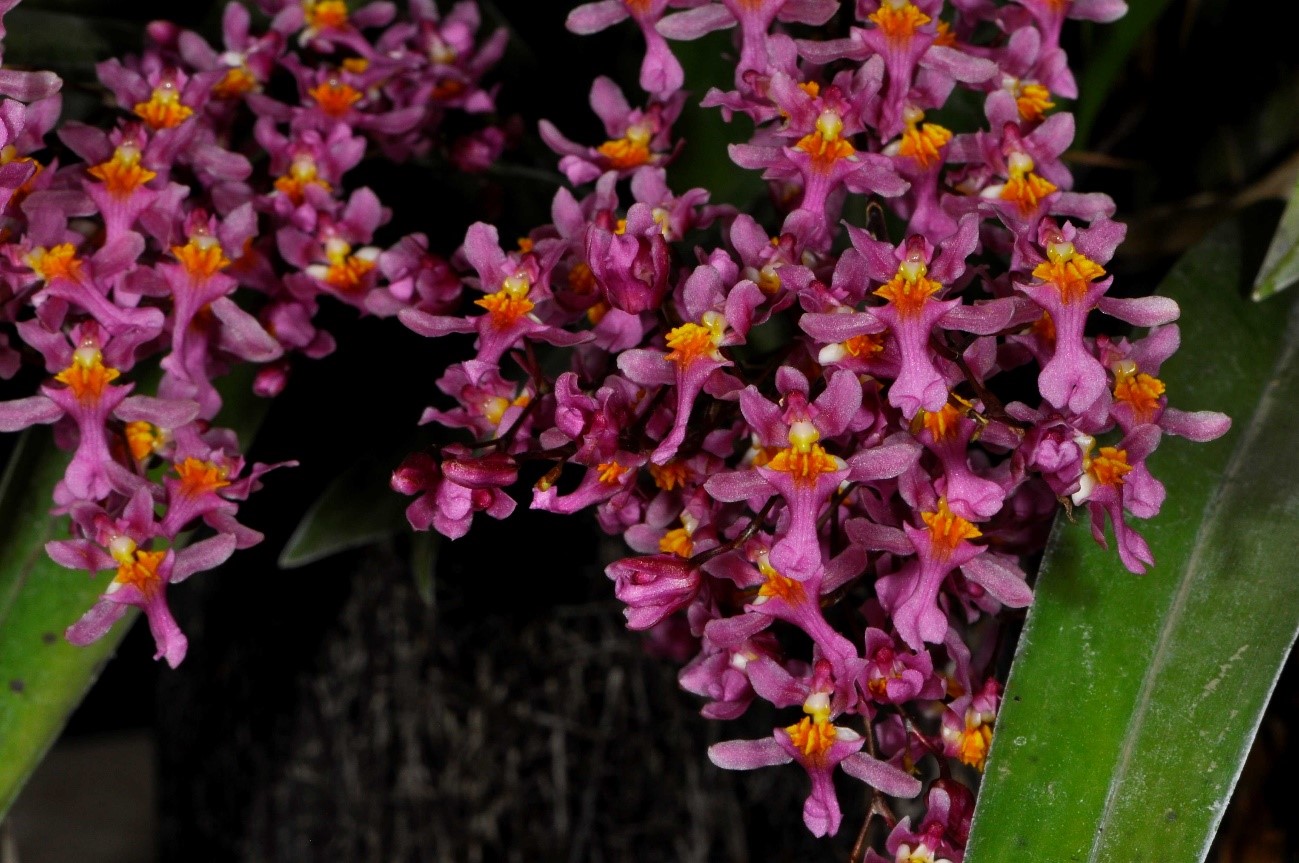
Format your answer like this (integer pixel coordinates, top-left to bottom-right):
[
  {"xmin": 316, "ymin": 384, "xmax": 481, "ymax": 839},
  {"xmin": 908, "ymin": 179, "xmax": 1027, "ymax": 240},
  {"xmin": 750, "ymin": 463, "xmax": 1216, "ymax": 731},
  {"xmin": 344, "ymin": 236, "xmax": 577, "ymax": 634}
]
[
  {"xmin": 966, "ymin": 212, "xmax": 1299, "ymax": 863},
  {"xmin": 0, "ymin": 432, "xmax": 135, "ymax": 821},
  {"xmin": 1252, "ymin": 174, "xmax": 1299, "ymax": 300},
  {"xmin": 278, "ymin": 454, "xmax": 408, "ymax": 569}
]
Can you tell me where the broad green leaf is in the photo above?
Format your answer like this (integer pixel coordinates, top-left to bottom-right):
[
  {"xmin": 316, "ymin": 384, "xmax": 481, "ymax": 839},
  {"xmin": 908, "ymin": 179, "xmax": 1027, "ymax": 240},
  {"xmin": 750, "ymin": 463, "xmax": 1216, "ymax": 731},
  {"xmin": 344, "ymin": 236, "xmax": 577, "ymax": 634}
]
[
  {"xmin": 966, "ymin": 211, "xmax": 1299, "ymax": 863},
  {"xmin": 278, "ymin": 454, "xmax": 408, "ymax": 569},
  {"xmin": 0, "ymin": 369, "xmax": 267, "ymax": 820},
  {"xmin": 1252, "ymin": 175, "xmax": 1299, "ymax": 300}
]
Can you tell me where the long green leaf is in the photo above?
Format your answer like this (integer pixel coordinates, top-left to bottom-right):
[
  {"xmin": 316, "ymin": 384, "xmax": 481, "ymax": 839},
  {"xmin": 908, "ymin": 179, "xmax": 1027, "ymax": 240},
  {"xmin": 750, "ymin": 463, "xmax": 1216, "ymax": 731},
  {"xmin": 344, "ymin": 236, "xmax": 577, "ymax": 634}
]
[
  {"xmin": 0, "ymin": 432, "xmax": 123, "ymax": 821},
  {"xmin": 278, "ymin": 454, "xmax": 408, "ymax": 569},
  {"xmin": 966, "ymin": 212, "xmax": 1299, "ymax": 863},
  {"xmin": 1252, "ymin": 175, "xmax": 1299, "ymax": 300},
  {"xmin": 0, "ymin": 369, "xmax": 268, "ymax": 820}
]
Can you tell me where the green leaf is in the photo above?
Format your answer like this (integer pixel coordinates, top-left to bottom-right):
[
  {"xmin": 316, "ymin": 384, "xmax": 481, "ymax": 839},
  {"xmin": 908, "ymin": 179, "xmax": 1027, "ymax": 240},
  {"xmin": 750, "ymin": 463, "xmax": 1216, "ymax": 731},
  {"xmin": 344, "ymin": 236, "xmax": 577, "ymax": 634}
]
[
  {"xmin": 0, "ymin": 432, "xmax": 124, "ymax": 822},
  {"xmin": 0, "ymin": 367, "xmax": 269, "ymax": 820},
  {"xmin": 1252, "ymin": 175, "xmax": 1299, "ymax": 300},
  {"xmin": 966, "ymin": 210, "xmax": 1299, "ymax": 863},
  {"xmin": 278, "ymin": 454, "xmax": 408, "ymax": 569}
]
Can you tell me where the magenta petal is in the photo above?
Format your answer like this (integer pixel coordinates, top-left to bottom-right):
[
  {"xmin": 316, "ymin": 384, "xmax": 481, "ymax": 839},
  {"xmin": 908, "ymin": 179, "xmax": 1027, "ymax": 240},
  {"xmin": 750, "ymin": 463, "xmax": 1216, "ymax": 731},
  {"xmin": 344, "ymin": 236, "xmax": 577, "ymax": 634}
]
[
  {"xmin": 1160, "ymin": 408, "xmax": 1231, "ymax": 442},
  {"xmin": 708, "ymin": 737, "xmax": 792, "ymax": 770},
  {"xmin": 66, "ymin": 598, "xmax": 129, "ymax": 646},
  {"xmin": 0, "ymin": 395, "xmax": 63, "ymax": 431},
  {"xmin": 566, "ymin": 0, "xmax": 628, "ymax": 34},
  {"xmin": 840, "ymin": 751, "xmax": 922, "ymax": 798},
  {"xmin": 961, "ymin": 554, "xmax": 1033, "ymax": 608},
  {"xmin": 1098, "ymin": 295, "xmax": 1180, "ymax": 327},
  {"xmin": 172, "ymin": 534, "xmax": 238, "ymax": 583},
  {"xmin": 657, "ymin": 5, "xmax": 734, "ymax": 39},
  {"xmin": 116, "ymin": 395, "xmax": 201, "ymax": 429}
]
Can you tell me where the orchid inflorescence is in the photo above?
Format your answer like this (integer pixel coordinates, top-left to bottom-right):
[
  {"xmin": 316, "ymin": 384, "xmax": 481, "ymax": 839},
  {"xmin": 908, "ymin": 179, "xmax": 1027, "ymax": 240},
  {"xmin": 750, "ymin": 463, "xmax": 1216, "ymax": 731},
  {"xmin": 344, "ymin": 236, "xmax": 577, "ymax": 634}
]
[
  {"xmin": 385, "ymin": 0, "xmax": 1232, "ymax": 850},
  {"xmin": 0, "ymin": 0, "xmax": 506, "ymax": 667},
  {"xmin": 0, "ymin": 0, "xmax": 1234, "ymax": 852}
]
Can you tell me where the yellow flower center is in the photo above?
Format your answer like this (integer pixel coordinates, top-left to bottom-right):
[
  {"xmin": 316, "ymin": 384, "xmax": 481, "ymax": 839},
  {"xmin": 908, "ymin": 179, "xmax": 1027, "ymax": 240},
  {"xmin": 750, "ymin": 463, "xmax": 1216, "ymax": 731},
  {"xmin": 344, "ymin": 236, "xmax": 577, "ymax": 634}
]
[
  {"xmin": 648, "ymin": 461, "xmax": 691, "ymax": 491},
  {"xmin": 1030, "ymin": 240, "xmax": 1105, "ymax": 305},
  {"xmin": 765, "ymin": 421, "xmax": 842, "ymax": 486},
  {"xmin": 54, "ymin": 345, "xmax": 121, "ymax": 401},
  {"xmin": 25, "ymin": 244, "xmax": 83, "ymax": 283},
  {"xmin": 133, "ymin": 82, "xmax": 193, "ymax": 130},
  {"xmin": 665, "ymin": 312, "xmax": 726, "ymax": 367},
  {"xmin": 1112, "ymin": 361, "xmax": 1166, "ymax": 423},
  {"xmin": 1016, "ymin": 82, "xmax": 1055, "ymax": 122},
  {"xmin": 114, "ymin": 549, "xmax": 168, "ymax": 596},
  {"xmin": 844, "ymin": 332, "xmax": 886, "ymax": 358},
  {"xmin": 1086, "ymin": 446, "xmax": 1131, "ymax": 487},
  {"xmin": 945, "ymin": 714, "xmax": 994, "ymax": 771},
  {"xmin": 794, "ymin": 110, "xmax": 855, "ymax": 172},
  {"xmin": 308, "ymin": 79, "xmax": 363, "ymax": 117},
  {"xmin": 920, "ymin": 403, "xmax": 962, "ymax": 442},
  {"xmin": 875, "ymin": 258, "xmax": 942, "ymax": 318},
  {"xmin": 784, "ymin": 716, "xmax": 838, "ymax": 765},
  {"xmin": 868, "ymin": 0, "xmax": 931, "ymax": 41},
  {"xmin": 174, "ymin": 458, "xmax": 231, "ymax": 498},
  {"xmin": 125, "ymin": 421, "xmax": 162, "ymax": 462},
  {"xmin": 304, "ymin": 0, "xmax": 348, "ymax": 30},
  {"xmin": 274, "ymin": 155, "xmax": 332, "ymax": 205},
  {"xmin": 172, "ymin": 233, "xmax": 231, "ymax": 281},
  {"xmin": 897, "ymin": 110, "xmax": 952, "ymax": 170},
  {"xmin": 1000, "ymin": 152, "xmax": 1057, "ymax": 216},
  {"xmin": 597, "ymin": 125, "xmax": 653, "ymax": 170},
  {"xmin": 86, "ymin": 143, "xmax": 156, "ymax": 197},
  {"xmin": 474, "ymin": 274, "xmax": 534, "ymax": 328},
  {"xmin": 920, "ymin": 498, "xmax": 981, "ymax": 558}
]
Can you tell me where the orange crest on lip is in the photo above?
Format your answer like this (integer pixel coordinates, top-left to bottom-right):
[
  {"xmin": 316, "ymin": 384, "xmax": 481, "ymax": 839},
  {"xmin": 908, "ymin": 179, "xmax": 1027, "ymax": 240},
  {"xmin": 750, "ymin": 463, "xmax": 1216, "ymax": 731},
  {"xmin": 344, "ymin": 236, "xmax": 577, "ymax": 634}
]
[{"xmin": 134, "ymin": 84, "xmax": 193, "ymax": 130}]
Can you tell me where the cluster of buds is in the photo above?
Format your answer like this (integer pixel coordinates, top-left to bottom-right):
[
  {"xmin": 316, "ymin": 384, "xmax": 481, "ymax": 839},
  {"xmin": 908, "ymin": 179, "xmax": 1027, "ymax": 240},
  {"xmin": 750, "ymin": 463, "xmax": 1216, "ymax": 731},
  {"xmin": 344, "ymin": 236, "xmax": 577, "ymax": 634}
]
[
  {"xmin": 0, "ymin": 0, "xmax": 505, "ymax": 667},
  {"xmin": 392, "ymin": 0, "xmax": 1230, "ymax": 850}
]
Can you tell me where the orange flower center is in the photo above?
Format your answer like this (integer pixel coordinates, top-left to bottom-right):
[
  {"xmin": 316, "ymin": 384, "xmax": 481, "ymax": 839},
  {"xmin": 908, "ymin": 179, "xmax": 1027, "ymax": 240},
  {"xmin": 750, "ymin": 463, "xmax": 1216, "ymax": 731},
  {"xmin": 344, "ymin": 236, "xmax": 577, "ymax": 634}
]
[
  {"xmin": 1113, "ymin": 362, "xmax": 1166, "ymax": 423},
  {"xmin": 174, "ymin": 458, "xmax": 231, "ymax": 497},
  {"xmin": 897, "ymin": 114, "xmax": 952, "ymax": 169},
  {"xmin": 950, "ymin": 715, "xmax": 993, "ymax": 770},
  {"xmin": 920, "ymin": 498, "xmax": 981, "ymax": 558},
  {"xmin": 54, "ymin": 346, "xmax": 121, "ymax": 401},
  {"xmin": 1031, "ymin": 240, "xmax": 1105, "ymax": 305},
  {"xmin": 1000, "ymin": 153, "xmax": 1057, "ymax": 216},
  {"xmin": 596, "ymin": 461, "xmax": 629, "ymax": 485},
  {"xmin": 25, "ymin": 244, "xmax": 83, "ymax": 283},
  {"xmin": 125, "ymin": 421, "xmax": 162, "ymax": 462},
  {"xmin": 86, "ymin": 143, "xmax": 156, "ymax": 196},
  {"xmin": 1087, "ymin": 446, "xmax": 1132, "ymax": 487},
  {"xmin": 308, "ymin": 79, "xmax": 363, "ymax": 117},
  {"xmin": 304, "ymin": 0, "xmax": 348, "ymax": 30},
  {"xmin": 868, "ymin": 1, "xmax": 931, "ymax": 41},
  {"xmin": 172, "ymin": 234, "xmax": 232, "ymax": 281},
  {"xmin": 114, "ymin": 549, "xmax": 168, "ymax": 596},
  {"xmin": 474, "ymin": 274, "xmax": 534, "ymax": 328},
  {"xmin": 133, "ymin": 83, "xmax": 193, "ymax": 130},
  {"xmin": 665, "ymin": 313, "xmax": 726, "ymax": 367},
  {"xmin": 844, "ymin": 332, "xmax": 886, "ymax": 358},
  {"xmin": 648, "ymin": 461, "xmax": 691, "ymax": 491},
  {"xmin": 875, "ymin": 259, "xmax": 942, "ymax": 318},
  {"xmin": 659, "ymin": 526, "xmax": 694, "ymax": 558},
  {"xmin": 1016, "ymin": 83, "xmax": 1055, "ymax": 122},
  {"xmin": 321, "ymin": 239, "xmax": 375, "ymax": 293},
  {"xmin": 597, "ymin": 125, "xmax": 653, "ymax": 170},
  {"xmin": 920, "ymin": 403, "xmax": 962, "ymax": 442},
  {"xmin": 214, "ymin": 65, "xmax": 258, "ymax": 99},
  {"xmin": 794, "ymin": 110, "xmax": 856, "ymax": 173},
  {"xmin": 784, "ymin": 716, "xmax": 838, "ymax": 764},
  {"xmin": 274, "ymin": 155, "xmax": 332, "ymax": 205}
]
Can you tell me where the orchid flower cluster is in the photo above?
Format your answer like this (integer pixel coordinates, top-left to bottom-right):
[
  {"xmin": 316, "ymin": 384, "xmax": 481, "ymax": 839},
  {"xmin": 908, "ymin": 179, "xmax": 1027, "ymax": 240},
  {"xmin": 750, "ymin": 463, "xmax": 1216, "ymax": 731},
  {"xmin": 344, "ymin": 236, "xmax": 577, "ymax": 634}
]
[
  {"xmin": 0, "ymin": 0, "xmax": 505, "ymax": 667},
  {"xmin": 390, "ymin": 0, "xmax": 1232, "ymax": 850}
]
